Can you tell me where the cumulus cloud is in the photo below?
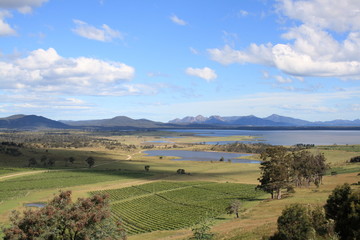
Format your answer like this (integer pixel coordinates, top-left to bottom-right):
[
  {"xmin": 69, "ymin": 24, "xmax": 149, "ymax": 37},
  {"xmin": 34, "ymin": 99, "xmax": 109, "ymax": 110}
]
[
  {"xmin": 276, "ymin": 0, "xmax": 360, "ymax": 32},
  {"xmin": 0, "ymin": 0, "xmax": 48, "ymax": 13},
  {"xmin": 0, "ymin": 48, "xmax": 136, "ymax": 95},
  {"xmin": 185, "ymin": 67, "xmax": 217, "ymax": 82},
  {"xmin": 0, "ymin": 0, "xmax": 48, "ymax": 37},
  {"xmin": 170, "ymin": 14, "xmax": 187, "ymax": 26},
  {"xmin": 208, "ymin": 0, "xmax": 360, "ymax": 79},
  {"xmin": 72, "ymin": 19, "xmax": 123, "ymax": 42},
  {"xmin": 0, "ymin": 11, "xmax": 16, "ymax": 36}
]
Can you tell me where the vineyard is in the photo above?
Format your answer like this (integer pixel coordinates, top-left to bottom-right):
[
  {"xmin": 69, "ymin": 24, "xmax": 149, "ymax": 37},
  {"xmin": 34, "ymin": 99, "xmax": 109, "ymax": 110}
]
[
  {"xmin": 92, "ymin": 181, "xmax": 265, "ymax": 235},
  {"xmin": 0, "ymin": 169, "xmax": 150, "ymax": 201}
]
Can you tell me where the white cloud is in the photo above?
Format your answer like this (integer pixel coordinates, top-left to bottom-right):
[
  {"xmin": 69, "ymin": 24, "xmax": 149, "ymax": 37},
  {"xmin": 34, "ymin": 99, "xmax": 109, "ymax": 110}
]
[
  {"xmin": 170, "ymin": 14, "xmax": 187, "ymax": 26},
  {"xmin": 238, "ymin": 10, "xmax": 249, "ymax": 17},
  {"xmin": 0, "ymin": 10, "xmax": 16, "ymax": 36},
  {"xmin": 0, "ymin": 0, "xmax": 48, "ymax": 13},
  {"xmin": 185, "ymin": 67, "xmax": 217, "ymax": 82},
  {"xmin": 208, "ymin": 44, "xmax": 274, "ymax": 66},
  {"xmin": 276, "ymin": 0, "xmax": 360, "ymax": 32},
  {"xmin": 0, "ymin": 94, "xmax": 95, "ymax": 114},
  {"xmin": 275, "ymin": 75, "xmax": 292, "ymax": 84},
  {"xmin": 72, "ymin": 19, "xmax": 123, "ymax": 42},
  {"xmin": 0, "ymin": 48, "xmax": 136, "ymax": 95},
  {"xmin": 208, "ymin": 0, "xmax": 360, "ymax": 79}
]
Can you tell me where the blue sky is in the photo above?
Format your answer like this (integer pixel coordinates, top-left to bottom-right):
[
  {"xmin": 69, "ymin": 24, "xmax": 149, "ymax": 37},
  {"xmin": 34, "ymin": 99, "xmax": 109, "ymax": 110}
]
[{"xmin": 0, "ymin": 0, "xmax": 360, "ymax": 122}]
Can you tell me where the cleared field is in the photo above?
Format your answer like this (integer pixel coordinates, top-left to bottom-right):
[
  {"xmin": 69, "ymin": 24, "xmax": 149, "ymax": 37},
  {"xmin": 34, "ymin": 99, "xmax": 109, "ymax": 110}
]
[
  {"xmin": 0, "ymin": 169, "xmax": 151, "ymax": 201},
  {"xmin": 92, "ymin": 181, "xmax": 266, "ymax": 235}
]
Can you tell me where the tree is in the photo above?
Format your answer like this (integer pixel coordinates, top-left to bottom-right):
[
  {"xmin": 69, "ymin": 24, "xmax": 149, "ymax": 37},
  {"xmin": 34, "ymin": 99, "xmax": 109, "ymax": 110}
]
[
  {"xmin": 191, "ymin": 217, "xmax": 214, "ymax": 240},
  {"xmin": 27, "ymin": 157, "xmax": 37, "ymax": 167},
  {"xmin": 349, "ymin": 156, "xmax": 360, "ymax": 163},
  {"xmin": 47, "ymin": 158, "xmax": 55, "ymax": 167},
  {"xmin": 40, "ymin": 155, "xmax": 48, "ymax": 167},
  {"xmin": 270, "ymin": 204, "xmax": 313, "ymax": 240},
  {"xmin": 324, "ymin": 183, "xmax": 360, "ymax": 240},
  {"xmin": 85, "ymin": 156, "xmax": 95, "ymax": 168},
  {"xmin": 291, "ymin": 151, "xmax": 327, "ymax": 187},
  {"xmin": 3, "ymin": 190, "xmax": 126, "ymax": 240},
  {"xmin": 177, "ymin": 169, "xmax": 186, "ymax": 174},
  {"xmin": 269, "ymin": 204, "xmax": 337, "ymax": 240},
  {"xmin": 257, "ymin": 146, "xmax": 292, "ymax": 199},
  {"xmin": 68, "ymin": 157, "xmax": 75, "ymax": 164},
  {"xmin": 226, "ymin": 200, "xmax": 241, "ymax": 218},
  {"xmin": 310, "ymin": 205, "xmax": 335, "ymax": 238}
]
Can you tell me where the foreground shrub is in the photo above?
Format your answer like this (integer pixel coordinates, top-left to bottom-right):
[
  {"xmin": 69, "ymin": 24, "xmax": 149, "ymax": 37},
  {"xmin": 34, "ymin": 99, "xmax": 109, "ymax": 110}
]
[{"xmin": 3, "ymin": 190, "xmax": 126, "ymax": 240}]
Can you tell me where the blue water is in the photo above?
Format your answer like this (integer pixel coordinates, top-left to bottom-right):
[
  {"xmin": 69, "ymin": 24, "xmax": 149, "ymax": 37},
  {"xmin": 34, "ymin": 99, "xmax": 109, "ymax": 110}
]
[
  {"xmin": 24, "ymin": 202, "xmax": 46, "ymax": 208},
  {"xmin": 144, "ymin": 150, "xmax": 260, "ymax": 163},
  {"xmin": 145, "ymin": 140, "xmax": 174, "ymax": 143},
  {"xmin": 169, "ymin": 129, "xmax": 360, "ymax": 146}
]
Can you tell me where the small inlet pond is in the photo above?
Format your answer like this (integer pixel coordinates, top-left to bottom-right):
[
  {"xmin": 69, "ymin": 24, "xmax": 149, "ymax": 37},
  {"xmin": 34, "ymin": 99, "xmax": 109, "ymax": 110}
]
[
  {"xmin": 24, "ymin": 202, "xmax": 46, "ymax": 208},
  {"xmin": 143, "ymin": 150, "xmax": 260, "ymax": 163}
]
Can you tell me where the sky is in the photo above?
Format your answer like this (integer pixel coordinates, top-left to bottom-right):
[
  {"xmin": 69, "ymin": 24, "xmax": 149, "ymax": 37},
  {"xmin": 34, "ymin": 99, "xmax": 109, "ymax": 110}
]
[{"xmin": 0, "ymin": 0, "xmax": 360, "ymax": 122}]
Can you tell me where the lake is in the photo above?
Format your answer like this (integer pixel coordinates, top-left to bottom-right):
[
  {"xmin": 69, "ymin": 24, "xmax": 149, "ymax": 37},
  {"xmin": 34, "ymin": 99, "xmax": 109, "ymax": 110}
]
[
  {"xmin": 169, "ymin": 129, "xmax": 360, "ymax": 146},
  {"xmin": 143, "ymin": 150, "xmax": 260, "ymax": 163}
]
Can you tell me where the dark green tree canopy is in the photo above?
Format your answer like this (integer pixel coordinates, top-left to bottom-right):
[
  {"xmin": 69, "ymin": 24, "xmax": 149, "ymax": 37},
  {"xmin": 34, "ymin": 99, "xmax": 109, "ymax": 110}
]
[
  {"xmin": 85, "ymin": 156, "xmax": 95, "ymax": 168},
  {"xmin": 257, "ymin": 146, "xmax": 292, "ymax": 199},
  {"xmin": 324, "ymin": 183, "xmax": 360, "ymax": 240},
  {"xmin": 271, "ymin": 204, "xmax": 313, "ymax": 240},
  {"xmin": 3, "ymin": 191, "xmax": 126, "ymax": 240},
  {"xmin": 258, "ymin": 147, "xmax": 328, "ymax": 199}
]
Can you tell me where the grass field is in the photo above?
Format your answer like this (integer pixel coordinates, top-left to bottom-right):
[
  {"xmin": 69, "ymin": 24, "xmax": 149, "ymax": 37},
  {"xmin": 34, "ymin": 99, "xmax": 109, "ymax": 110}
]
[{"xmin": 0, "ymin": 130, "xmax": 359, "ymax": 239}]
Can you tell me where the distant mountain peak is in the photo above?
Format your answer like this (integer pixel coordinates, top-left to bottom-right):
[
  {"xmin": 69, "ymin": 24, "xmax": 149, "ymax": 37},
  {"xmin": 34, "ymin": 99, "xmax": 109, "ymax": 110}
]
[{"xmin": 0, "ymin": 114, "xmax": 69, "ymax": 129}]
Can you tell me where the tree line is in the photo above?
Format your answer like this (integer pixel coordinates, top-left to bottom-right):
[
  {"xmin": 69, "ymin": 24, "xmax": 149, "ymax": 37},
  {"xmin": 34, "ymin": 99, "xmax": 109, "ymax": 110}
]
[{"xmin": 210, "ymin": 142, "xmax": 315, "ymax": 154}]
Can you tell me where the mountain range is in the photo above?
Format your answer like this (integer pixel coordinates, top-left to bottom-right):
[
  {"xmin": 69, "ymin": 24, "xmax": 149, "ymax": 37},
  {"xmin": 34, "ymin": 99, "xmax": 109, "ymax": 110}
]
[
  {"xmin": 0, "ymin": 114, "xmax": 360, "ymax": 130},
  {"xmin": 169, "ymin": 114, "xmax": 360, "ymax": 127}
]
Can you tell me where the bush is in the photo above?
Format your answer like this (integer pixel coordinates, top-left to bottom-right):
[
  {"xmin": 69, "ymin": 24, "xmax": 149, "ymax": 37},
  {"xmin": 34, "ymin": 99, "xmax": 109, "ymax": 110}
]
[
  {"xmin": 270, "ymin": 204, "xmax": 313, "ymax": 240},
  {"xmin": 349, "ymin": 156, "xmax": 360, "ymax": 163},
  {"xmin": 324, "ymin": 183, "xmax": 360, "ymax": 240},
  {"xmin": 177, "ymin": 169, "xmax": 186, "ymax": 174},
  {"xmin": 191, "ymin": 217, "xmax": 214, "ymax": 240},
  {"xmin": 3, "ymin": 190, "xmax": 126, "ymax": 240}
]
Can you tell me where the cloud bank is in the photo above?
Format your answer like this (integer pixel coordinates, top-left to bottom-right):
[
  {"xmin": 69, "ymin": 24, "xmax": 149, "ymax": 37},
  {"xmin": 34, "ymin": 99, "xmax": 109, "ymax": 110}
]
[
  {"xmin": 208, "ymin": 0, "xmax": 360, "ymax": 79},
  {"xmin": 0, "ymin": 0, "xmax": 48, "ymax": 13},
  {"xmin": 0, "ymin": 48, "xmax": 137, "ymax": 95}
]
